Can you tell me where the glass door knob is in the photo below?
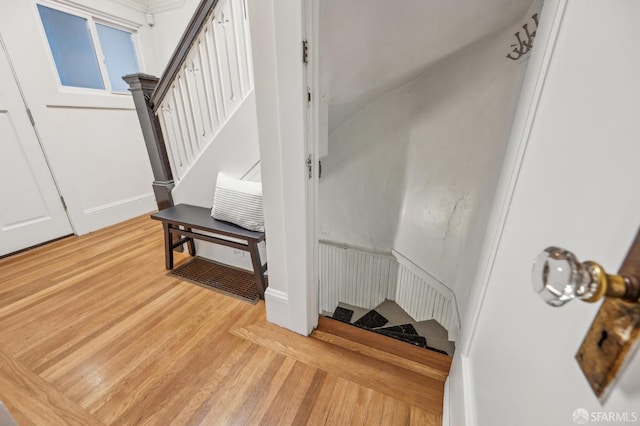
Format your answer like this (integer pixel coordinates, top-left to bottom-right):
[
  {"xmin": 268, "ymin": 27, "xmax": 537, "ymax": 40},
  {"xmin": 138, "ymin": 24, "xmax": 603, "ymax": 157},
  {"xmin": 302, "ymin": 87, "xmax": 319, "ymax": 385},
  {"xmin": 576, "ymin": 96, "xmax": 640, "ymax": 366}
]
[{"xmin": 532, "ymin": 247, "xmax": 636, "ymax": 307}]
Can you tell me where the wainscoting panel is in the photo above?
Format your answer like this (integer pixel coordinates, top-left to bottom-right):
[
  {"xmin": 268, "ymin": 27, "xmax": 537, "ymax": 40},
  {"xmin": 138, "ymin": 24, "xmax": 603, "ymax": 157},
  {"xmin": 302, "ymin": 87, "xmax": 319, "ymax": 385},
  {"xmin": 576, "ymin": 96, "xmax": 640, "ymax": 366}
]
[
  {"xmin": 393, "ymin": 250, "xmax": 459, "ymax": 334},
  {"xmin": 319, "ymin": 241, "xmax": 397, "ymax": 313},
  {"xmin": 319, "ymin": 242, "xmax": 459, "ymax": 338}
]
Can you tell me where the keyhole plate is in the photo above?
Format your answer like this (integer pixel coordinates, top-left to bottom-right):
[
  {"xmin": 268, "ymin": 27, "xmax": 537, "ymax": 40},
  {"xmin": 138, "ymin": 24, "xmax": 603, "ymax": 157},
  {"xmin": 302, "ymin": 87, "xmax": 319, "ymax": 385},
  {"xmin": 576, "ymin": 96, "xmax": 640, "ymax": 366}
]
[{"xmin": 575, "ymin": 229, "xmax": 640, "ymax": 401}]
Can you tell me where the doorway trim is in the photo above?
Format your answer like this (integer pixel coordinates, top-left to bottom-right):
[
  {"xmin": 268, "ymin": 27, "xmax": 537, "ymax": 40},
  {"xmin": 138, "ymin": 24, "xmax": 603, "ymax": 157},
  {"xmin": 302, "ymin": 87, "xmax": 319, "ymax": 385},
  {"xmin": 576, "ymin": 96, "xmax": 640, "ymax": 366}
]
[{"xmin": 304, "ymin": 0, "xmax": 320, "ymax": 324}]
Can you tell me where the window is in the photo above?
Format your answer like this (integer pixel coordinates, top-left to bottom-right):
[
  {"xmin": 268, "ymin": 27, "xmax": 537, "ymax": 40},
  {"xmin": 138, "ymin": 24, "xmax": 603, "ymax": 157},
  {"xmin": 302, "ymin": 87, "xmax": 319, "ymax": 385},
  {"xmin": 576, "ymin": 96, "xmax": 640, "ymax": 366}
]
[
  {"xmin": 37, "ymin": 4, "xmax": 140, "ymax": 93},
  {"xmin": 95, "ymin": 24, "xmax": 140, "ymax": 92}
]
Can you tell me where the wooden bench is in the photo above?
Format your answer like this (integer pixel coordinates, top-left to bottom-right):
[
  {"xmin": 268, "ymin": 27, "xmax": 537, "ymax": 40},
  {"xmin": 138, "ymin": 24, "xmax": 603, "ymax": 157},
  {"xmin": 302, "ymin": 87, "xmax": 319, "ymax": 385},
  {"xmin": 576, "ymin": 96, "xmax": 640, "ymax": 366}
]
[{"xmin": 150, "ymin": 204, "xmax": 267, "ymax": 298}]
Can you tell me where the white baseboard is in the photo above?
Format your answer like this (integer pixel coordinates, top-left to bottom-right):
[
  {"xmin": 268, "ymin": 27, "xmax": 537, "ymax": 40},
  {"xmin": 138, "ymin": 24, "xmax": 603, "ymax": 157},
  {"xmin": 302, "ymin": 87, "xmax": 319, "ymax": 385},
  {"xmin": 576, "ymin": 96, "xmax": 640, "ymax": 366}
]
[
  {"xmin": 443, "ymin": 376, "xmax": 451, "ymax": 426},
  {"xmin": 75, "ymin": 193, "xmax": 156, "ymax": 235},
  {"xmin": 462, "ymin": 355, "xmax": 477, "ymax": 426},
  {"xmin": 83, "ymin": 193, "xmax": 155, "ymax": 215},
  {"xmin": 448, "ymin": 354, "xmax": 477, "ymax": 426},
  {"xmin": 264, "ymin": 288, "xmax": 289, "ymax": 329}
]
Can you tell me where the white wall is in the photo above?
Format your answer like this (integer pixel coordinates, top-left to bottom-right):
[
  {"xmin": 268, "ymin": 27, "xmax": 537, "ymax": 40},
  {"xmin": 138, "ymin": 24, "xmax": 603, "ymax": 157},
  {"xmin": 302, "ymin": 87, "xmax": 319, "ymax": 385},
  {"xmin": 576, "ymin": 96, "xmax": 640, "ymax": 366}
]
[
  {"xmin": 149, "ymin": 0, "xmax": 200, "ymax": 71},
  {"xmin": 452, "ymin": 0, "xmax": 640, "ymax": 424},
  {"xmin": 319, "ymin": 96, "xmax": 408, "ymax": 251},
  {"xmin": 0, "ymin": 0, "xmax": 159, "ymax": 235},
  {"xmin": 171, "ymin": 92, "xmax": 259, "ymax": 207},
  {"xmin": 319, "ymin": 0, "xmax": 534, "ymax": 131},
  {"xmin": 320, "ymin": 3, "xmax": 541, "ymax": 317}
]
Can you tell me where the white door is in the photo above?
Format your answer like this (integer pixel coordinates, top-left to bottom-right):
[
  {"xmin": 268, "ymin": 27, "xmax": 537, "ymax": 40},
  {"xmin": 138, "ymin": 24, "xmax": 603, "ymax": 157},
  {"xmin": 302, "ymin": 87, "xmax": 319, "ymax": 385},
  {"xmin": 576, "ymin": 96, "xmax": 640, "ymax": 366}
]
[
  {"xmin": 457, "ymin": 0, "xmax": 640, "ymax": 424},
  {"xmin": 0, "ymin": 38, "xmax": 73, "ymax": 256}
]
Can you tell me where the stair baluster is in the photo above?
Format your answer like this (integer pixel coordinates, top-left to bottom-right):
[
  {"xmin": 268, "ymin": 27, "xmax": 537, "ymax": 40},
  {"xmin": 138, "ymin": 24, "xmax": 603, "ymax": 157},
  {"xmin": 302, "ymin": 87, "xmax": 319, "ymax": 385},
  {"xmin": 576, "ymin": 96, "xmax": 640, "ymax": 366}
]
[{"xmin": 126, "ymin": 0, "xmax": 254, "ymax": 210}]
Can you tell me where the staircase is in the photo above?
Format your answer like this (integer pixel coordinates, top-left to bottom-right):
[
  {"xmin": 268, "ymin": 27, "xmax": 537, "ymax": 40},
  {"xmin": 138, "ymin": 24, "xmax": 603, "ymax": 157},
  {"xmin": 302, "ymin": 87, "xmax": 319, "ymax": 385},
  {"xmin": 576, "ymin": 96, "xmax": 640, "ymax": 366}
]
[
  {"xmin": 313, "ymin": 316, "xmax": 451, "ymax": 382},
  {"xmin": 327, "ymin": 300, "xmax": 456, "ymax": 356},
  {"xmin": 126, "ymin": 0, "xmax": 259, "ymax": 213},
  {"xmin": 319, "ymin": 241, "xmax": 461, "ymax": 342}
]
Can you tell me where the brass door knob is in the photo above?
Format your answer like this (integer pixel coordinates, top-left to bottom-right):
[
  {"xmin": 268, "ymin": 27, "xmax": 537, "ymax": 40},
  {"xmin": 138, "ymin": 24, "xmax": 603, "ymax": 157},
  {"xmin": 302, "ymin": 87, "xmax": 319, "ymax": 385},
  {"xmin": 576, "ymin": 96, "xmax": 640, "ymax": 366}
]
[{"xmin": 532, "ymin": 247, "xmax": 640, "ymax": 307}]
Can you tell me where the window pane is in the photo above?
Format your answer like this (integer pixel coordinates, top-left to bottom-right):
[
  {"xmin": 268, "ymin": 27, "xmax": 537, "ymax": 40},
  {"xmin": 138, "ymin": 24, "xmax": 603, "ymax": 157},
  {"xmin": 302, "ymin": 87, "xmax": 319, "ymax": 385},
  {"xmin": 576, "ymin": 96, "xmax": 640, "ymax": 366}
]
[
  {"xmin": 96, "ymin": 24, "xmax": 139, "ymax": 92},
  {"xmin": 37, "ymin": 5, "xmax": 104, "ymax": 90}
]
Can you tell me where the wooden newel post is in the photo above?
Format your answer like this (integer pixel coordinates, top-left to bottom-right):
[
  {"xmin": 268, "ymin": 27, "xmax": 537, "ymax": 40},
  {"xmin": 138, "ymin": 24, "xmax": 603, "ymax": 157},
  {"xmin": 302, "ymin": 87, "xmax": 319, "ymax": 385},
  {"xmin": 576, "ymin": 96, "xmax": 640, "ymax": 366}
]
[{"xmin": 123, "ymin": 73, "xmax": 175, "ymax": 211}]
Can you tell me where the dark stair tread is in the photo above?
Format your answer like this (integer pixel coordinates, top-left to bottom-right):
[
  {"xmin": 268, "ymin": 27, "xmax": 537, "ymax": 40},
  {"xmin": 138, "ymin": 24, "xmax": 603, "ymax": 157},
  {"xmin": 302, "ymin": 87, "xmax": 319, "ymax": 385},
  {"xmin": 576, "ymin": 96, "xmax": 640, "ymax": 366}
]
[
  {"xmin": 413, "ymin": 319, "xmax": 449, "ymax": 341},
  {"xmin": 422, "ymin": 337, "xmax": 456, "ymax": 357},
  {"xmin": 374, "ymin": 329, "xmax": 427, "ymax": 347},
  {"xmin": 375, "ymin": 329, "xmax": 451, "ymax": 356},
  {"xmin": 353, "ymin": 310, "xmax": 388, "ymax": 328},
  {"xmin": 423, "ymin": 346, "xmax": 449, "ymax": 356},
  {"xmin": 378, "ymin": 323, "xmax": 418, "ymax": 335},
  {"xmin": 358, "ymin": 324, "xmax": 451, "ymax": 356},
  {"xmin": 332, "ymin": 307, "xmax": 354, "ymax": 323}
]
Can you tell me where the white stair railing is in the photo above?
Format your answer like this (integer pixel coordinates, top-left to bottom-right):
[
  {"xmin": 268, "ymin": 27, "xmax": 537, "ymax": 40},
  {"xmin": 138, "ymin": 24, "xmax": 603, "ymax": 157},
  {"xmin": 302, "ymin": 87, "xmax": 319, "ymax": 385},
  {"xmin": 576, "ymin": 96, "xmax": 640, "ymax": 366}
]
[{"xmin": 156, "ymin": 0, "xmax": 253, "ymax": 182}]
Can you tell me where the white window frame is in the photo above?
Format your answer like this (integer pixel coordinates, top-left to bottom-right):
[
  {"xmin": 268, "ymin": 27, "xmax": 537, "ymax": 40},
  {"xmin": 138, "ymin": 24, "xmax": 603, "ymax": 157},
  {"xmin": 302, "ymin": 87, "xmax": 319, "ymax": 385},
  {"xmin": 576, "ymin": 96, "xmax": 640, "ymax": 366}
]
[{"xmin": 35, "ymin": 0, "xmax": 144, "ymax": 95}]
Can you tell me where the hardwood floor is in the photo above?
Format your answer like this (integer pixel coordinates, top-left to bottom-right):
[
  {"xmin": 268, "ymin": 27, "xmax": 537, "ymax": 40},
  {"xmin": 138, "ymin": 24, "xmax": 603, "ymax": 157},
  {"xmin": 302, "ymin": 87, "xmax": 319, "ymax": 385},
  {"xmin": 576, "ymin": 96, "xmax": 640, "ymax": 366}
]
[{"xmin": 0, "ymin": 214, "xmax": 445, "ymax": 425}]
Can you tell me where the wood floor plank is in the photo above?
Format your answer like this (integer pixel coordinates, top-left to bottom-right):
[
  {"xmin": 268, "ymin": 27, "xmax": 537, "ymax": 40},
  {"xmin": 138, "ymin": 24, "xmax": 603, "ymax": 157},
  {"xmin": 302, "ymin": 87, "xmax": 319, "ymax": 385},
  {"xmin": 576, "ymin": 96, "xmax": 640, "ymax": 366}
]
[
  {"xmin": 318, "ymin": 375, "xmax": 350, "ymax": 425},
  {"xmin": 364, "ymin": 390, "xmax": 388, "ymax": 426},
  {"xmin": 290, "ymin": 368, "xmax": 328, "ymax": 425},
  {"xmin": 312, "ymin": 328, "xmax": 448, "ymax": 381},
  {"xmin": 325, "ymin": 379, "xmax": 363, "ymax": 425},
  {"xmin": 240, "ymin": 356, "xmax": 298, "ymax": 425},
  {"xmin": 0, "ymin": 213, "xmax": 446, "ymax": 424},
  {"xmin": 346, "ymin": 385, "xmax": 375, "ymax": 425},
  {"xmin": 258, "ymin": 361, "xmax": 318, "ymax": 425},
  {"xmin": 381, "ymin": 394, "xmax": 402, "ymax": 425},
  {"xmin": 214, "ymin": 352, "xmax": 289, "ymax": 425},
  {"xmin": 0, "ymin": 348, "xmax": 102, "ymax": 425},
  {"xmin": 304, "ymin": 373, "xmax": 341, "ymax": 425},
  {"xmin": 40, "ymin": 284, "xmax": 188, "ymax": 383},
  {"xmin": 232, "ymin": 322, "xmax": 445, "ymax": 415},
  {"xmin": 64, "ymin": 285, "xmax": 211, "ymax": 404},
  {"xmin": 20, "ymin": 280, "xmax": 176, "ymax": 372},
  {"xmin": 97, "ymin": 313, "xmax": 256, "ymax": 424},
  {"xmin": 92, "ymin": 309, "xmax": 250, "ymax": 422},
  {"xmin": 196, "ymin": 346, "xmax": 280, "ymax": 425},
  {"xmin": 88, "ymin": 300, "xmax": 239, "ymax": 418},
  {"xmin": 411, "ymin": 405, "xmax": 443, "ymax": 425}
]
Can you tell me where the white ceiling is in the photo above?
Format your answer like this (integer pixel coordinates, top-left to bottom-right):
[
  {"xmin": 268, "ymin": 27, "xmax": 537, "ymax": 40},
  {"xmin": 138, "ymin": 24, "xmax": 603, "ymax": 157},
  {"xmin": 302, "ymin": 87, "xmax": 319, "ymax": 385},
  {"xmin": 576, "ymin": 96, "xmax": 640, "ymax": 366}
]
[
  {"xmin": 109, "ymin": 0, "xmax": 185, "ymax": 14},
  {"xmin": 321, "ymin": 0, "xmax": 535, "ymax": 130}
]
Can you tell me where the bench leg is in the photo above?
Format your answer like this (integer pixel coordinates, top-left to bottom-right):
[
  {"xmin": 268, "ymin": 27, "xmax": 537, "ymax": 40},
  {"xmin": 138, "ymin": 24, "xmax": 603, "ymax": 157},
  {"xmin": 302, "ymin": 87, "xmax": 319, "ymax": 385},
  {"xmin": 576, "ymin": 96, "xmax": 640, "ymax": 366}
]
[
  {"xmin": 163, "ymin": 222, "xmax": 174, "ymax": 270},
  {"xmin": 248, "ymin": 241, "xmax": 266, "ymax": 299},
  {"xmin": 185, "ymin": 227, "xmax": 196, "ymax": 256}
]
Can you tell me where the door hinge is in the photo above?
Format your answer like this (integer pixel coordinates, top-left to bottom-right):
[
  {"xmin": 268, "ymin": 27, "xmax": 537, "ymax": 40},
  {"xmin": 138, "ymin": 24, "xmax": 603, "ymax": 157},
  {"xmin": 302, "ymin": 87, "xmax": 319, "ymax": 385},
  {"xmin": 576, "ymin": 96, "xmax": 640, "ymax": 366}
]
[
  {"xmin": 306, "ymin": 155, "xmax": 312, "ymax": 179},
  {"xmin": 302, "ymin": 40, "xmax": 309, "ymax": 64},
  {"xmin": 60, "ymin": 196, "xmax": 67, "ymax": 210},
  {"xmin": 318, "ymin": 160, "xmax": 322, "ymax": 179},
  {"xmin": 307, "ymin": 89, "xmax": 312, "ymax": 105},
  {"xmin": 26, "ymin": 108, "xmax": 35, "ymax": 126}
]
